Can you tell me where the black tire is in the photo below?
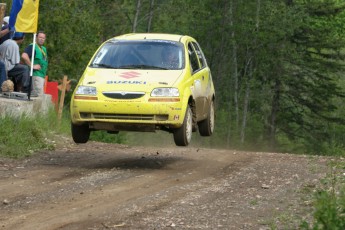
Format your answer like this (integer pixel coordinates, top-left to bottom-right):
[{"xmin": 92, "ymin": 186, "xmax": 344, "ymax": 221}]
[
  {"xmin": 173, "ymin": 105, "xmax": 193, "ymax": 146},
  {"xmin": 71, "ymin": 123, "xmax": 90, "ymax": 143},
  {"xmin": 198, "ymin": 100, "xmax": 215, "ymax": 136}
]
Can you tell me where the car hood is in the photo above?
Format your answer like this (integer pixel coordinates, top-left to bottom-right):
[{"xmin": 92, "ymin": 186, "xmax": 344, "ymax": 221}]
[{"xmin": 80, "ymin": 68, "xmax": 184, "ymax": 92}]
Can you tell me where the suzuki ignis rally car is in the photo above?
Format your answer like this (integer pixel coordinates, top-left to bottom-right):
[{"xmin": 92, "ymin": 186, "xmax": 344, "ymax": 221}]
[{"xmin": 70, "ymin": 33, "xmax": 215, "ymax": 146}]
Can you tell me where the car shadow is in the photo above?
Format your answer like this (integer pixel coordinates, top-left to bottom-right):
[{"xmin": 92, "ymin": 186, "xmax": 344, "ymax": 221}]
[
  {"xmin": 35, "ymin": 149, "xmax": 190, "ymax": 171},
  {"xmin": 85, "ymin": 155, "xmax": 185, "ymax": 170}
]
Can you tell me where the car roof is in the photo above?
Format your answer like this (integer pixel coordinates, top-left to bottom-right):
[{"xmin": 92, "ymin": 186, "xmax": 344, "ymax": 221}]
[{"xmin": 112, "ymin": 33, "xmax": 193, "ymax": 43}]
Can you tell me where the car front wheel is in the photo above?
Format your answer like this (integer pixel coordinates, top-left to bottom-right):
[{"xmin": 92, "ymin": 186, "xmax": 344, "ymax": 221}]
[
  {"xmin": 173, "ymin": 105, "xmax": 193, "ymax": 146},
  {"xmin": 198, "ymin": 100, "xmax": 215, "ymax": 136},
  {"xmin": 71, "ymin": 123, "xmax": 90, "ymax": 143}
]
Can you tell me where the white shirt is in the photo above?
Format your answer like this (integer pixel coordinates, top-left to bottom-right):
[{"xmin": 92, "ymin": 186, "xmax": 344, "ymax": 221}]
[{"xmin": 0, "ymin": 39, "xmax": 20, "ymax": 71}]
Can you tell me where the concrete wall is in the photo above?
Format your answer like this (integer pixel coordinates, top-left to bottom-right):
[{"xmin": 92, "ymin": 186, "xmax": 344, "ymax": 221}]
[{"xmin": 0, "ymin": 94, "xmax": 54, "ymax": 117}]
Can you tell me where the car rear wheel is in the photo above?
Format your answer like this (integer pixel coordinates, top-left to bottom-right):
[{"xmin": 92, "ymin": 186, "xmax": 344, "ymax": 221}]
[
  {"xmin": 71, "ymin": 123, "xmax": 90, "ymax": 143},
  {"xmin": 198, "ymin": 100, "xmax": 215, "ymax": 136},
  {"xmin": 173, "ymin": 105, "xmax": 193, "ymax": 146}
]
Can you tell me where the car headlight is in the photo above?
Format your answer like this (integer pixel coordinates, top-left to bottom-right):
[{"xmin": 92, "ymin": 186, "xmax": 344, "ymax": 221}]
[
  {"xmin": 151, "ymin": 88, "xmax": 179, "ymax": 97},
  {"xmin": 75, "ymin": 86, "xmax": 97, "ymax": 95}
]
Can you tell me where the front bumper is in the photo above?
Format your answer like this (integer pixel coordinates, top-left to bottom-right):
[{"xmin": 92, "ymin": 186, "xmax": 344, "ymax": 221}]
[{"xmin": 70, "ymin": 95, "xmax": 186, "ymax": 130}]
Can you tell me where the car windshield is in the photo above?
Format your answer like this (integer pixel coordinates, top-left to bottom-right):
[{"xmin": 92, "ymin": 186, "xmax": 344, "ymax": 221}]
[{"xmin": 90, "ymin": 40, "xmax": 185, "ymax": 70}]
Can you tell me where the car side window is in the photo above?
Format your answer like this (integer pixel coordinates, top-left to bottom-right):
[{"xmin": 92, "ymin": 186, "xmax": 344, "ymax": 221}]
[
  {"xmin": 188, "ymin": 43, "xmax": 200, "ymax": 73},
  {"xmin": 192, "ymin": 42, "xmax": 206, "ymax": 69}
]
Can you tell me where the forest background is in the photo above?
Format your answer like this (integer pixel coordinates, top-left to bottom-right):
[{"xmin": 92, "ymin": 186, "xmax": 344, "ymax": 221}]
[{"xmin": 2, "ymin": 0, "xmax": 345, "ymax": 156}]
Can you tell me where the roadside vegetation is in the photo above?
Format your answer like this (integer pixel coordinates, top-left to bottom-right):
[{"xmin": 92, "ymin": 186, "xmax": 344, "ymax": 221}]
[
  {"xmin": 0, "ymin": 109, "xmax": 67, "ymax": 158},
  {"xmin": 301, "ymin": 161, "xmax": 345, "ymax": 230},
  {"xmin": 0, "ymin": 108, "xmax": 128, "ymax": 158}
]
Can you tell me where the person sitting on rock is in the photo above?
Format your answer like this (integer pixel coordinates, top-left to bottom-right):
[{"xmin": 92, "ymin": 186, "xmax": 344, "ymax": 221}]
[{"xmin": 0, "ymin": 32, "xmax": 30, "ymax": 93}]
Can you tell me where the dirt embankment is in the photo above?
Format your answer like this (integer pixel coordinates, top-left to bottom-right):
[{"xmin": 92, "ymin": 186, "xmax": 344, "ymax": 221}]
[{"xmin": 0, "ymin": 140, "xmax": 338, "ymax": 230}]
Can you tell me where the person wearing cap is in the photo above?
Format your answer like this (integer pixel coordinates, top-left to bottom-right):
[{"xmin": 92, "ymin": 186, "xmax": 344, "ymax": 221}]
[
  {"xmin": 0, "ymin": 32, "xmax": 30, "ymax": 93},
  {"xmin": 2, "ymin": 16, "xmax": 9, "ymax": 27},
  {"xmin": 22, "ymin": 31, "xmax": 48, "ymax": 96},
  {"xmin": 0, "ymin": 16, "xmax": 11, "ymax": 45}
]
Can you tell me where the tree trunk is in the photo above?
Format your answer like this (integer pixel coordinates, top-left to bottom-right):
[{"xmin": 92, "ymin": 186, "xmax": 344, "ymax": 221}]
[
  {"xmin": 147, "ymin": 0, "xmax": 154, "ymax": 32},
  {"xmin": 232, "ymin": 40, "xmax": 239, "ymax": 130},
  {"xmin": 226, "ymin": 0, "xmax": 238, "ymax": 147},
  {"xmin": 132, "ymin": 0, "xmax": 142, "ymax": 32},
  {"xmin": 240, "ymin": 0, "xmax": 260, "ymax": 143},
  {"xmin": 269, "ymin": 78, "xmax": 281, "ymax": 149},
  {"xmin": 240, "ymin": 56, "xmax": 252, "ymax": 143}
]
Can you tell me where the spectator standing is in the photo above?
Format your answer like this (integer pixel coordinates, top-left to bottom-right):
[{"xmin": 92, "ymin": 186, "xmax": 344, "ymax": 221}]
[
  {"xmin": 21, "ymin": 31, "xmax": 48, "ymax": 96},
  {"xmin": 0, "ymin": 32, "xmax": 30, "ymax": 93}
]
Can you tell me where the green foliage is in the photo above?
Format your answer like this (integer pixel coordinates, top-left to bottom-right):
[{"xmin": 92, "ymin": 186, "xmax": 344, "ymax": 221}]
[
  {"xmin": 0, "ymin": 106, "xmax": 129, "ymax": 158},
  {"xmin": 38, "ymin": 0, "xmax": 104, "ymax": 81},
  {"xmin": 301, "ymin": 161, "xmax": 345, "ymax": 229},
  {"xmin": 0, "ymin": 111, "xmax": 58, "ymax": 158},
  {"xmin": 310, "ymin": 190, "xmax": 345, "ymax": 229}
]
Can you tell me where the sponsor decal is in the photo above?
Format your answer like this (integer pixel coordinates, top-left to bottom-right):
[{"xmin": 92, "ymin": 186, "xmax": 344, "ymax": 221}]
[
  {"xmin": 106, "ymin": 80, "xmax": 146, "ymax": 84},
  {"xmin": 119, "ymin": 71, "xmax": 141, "ymax": 79},
  {"xmin": 107, "ymin": 71, "xmax": 145, "ymax": 84},
  {"xmin": 170, "ymin": 107, "xmax": 182, "ymax": 110}
]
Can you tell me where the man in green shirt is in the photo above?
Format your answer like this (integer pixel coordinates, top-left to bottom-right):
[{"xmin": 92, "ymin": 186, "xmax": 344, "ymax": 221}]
[{"xmin": 21, "ymin": 31, "xmax": 48, "ymax": 96}]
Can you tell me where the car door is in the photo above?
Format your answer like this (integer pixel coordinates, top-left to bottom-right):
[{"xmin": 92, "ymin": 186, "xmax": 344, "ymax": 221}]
[
  {"xmin": 188, "ymin": 42, "xmax": 209, "ymax": 121},
  {"xmin": 188, "ymin": 41, "xmax": 210, "ymax": 121}
]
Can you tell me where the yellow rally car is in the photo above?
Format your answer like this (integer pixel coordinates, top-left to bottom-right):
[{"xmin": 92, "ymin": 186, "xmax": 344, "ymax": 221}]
[{"xmin": 70, "ymin": 33, "xmax": 215, "ymax": 146}]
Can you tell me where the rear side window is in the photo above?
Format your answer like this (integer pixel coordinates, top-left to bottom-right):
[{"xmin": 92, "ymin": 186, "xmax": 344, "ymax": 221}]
[
  {"xmin": 192, "ymin": 42, "xmax": 206, "ymax": 69},
  {"xmin": 188, "ymin": 43, "xmax": 200, "ymax": 73}
]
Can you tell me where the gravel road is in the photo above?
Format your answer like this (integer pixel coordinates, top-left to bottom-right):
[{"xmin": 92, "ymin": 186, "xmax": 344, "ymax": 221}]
[{"xmin": 0, "ymin": 139, "xmax": 337, "ymax": 230}]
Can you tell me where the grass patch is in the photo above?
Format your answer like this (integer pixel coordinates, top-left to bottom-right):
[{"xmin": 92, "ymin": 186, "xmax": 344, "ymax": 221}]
[
  {"xmin": 0, "ymin": 105, "xmax": 129, "ymax": 158},
  {"xmin": 0, "ymin": 108, "xmax": 69, "ymax": 158}
]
